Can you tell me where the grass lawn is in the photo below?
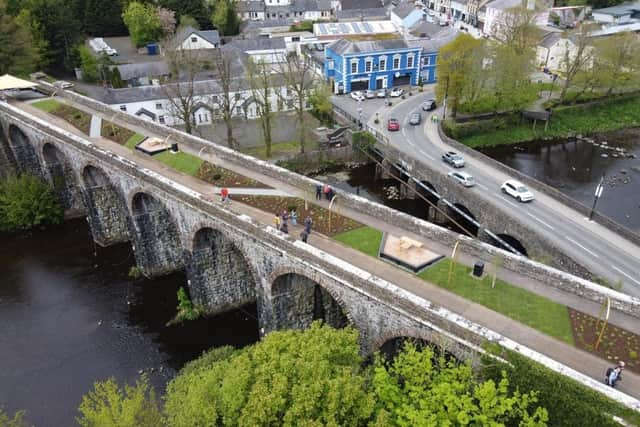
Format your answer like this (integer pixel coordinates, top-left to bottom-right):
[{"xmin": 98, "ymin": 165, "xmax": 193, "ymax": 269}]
[
  {"xmin": 242, "ymin": 140, "xmax": 319, "ymax": 160},
  {"xmin": 32, "ymin": 99, "xmax": 62, "ymax": 112},
  {"xmin": 125, "ymin": 133, "xmax": 146, "ymax": 149},
  {"xmin": 419, "ymin": 260, "xmax": 574, "ymax": 345},
  {"xmin": 334, "ymin": 227, "xmax": 383, "ymax": 258},
  {"xmin": 153, "ymin": 151, "xmax": 203, "ymax": 176},
  {"xmin": 456, "ymin": 96, "xmax": 640, "ymax": 147}
]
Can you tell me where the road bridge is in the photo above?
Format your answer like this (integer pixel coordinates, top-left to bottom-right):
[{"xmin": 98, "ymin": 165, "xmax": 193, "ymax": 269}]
[{"xmin": 1, "ymin": 92, "xmax": 640, "ymax": 411}]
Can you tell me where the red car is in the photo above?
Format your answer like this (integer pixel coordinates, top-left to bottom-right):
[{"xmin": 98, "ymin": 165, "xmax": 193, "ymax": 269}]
[{"xmin": 387, "ymin": 118, "xmax": 400, "ymax": 131}]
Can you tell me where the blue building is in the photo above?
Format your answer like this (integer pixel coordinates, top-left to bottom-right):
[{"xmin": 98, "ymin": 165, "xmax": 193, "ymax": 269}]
[{"xmin": 324, "ymin": 38, "xmax": 438, "ymax": 94}]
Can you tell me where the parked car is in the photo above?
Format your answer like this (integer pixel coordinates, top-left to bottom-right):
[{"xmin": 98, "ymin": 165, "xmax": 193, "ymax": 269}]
[
  {"xmin": 53, "ymin": 81, "xmax": 74, "ymax": 89},
  {"xmin": 501, "ymin": 180, "xmax": 534, "ymax": 202},
  {"xmin": 389, "ymin": 88, "xmax": 404, "ymax": 97},
  {"xmin": 421, "ymin": 99, "xmax": 436, "ymax": 111},
  {"xmin": 409, "ymin": 112, "xmax": 421, "ymax": 125},
  {"xmin": 350, "ymin": 91, "xmax": 365, "ymax": 101},
  {"xmin": 448, "ymin": 171, "xmax": 475, "ymax": 187},
  {"xmin": 442, "ymin": 151, "xmax": 465, "ymax": 168},
  {"xmin": 365, "ymin": 89, "xmax": 376, "ymax": 99},
  {"xmin": 377, "ymin": 89, "xmax": 386, "ymax": 98},
  {"xmin": 387, "ymin": 118, "xmax": 400, "ymax": 131}
]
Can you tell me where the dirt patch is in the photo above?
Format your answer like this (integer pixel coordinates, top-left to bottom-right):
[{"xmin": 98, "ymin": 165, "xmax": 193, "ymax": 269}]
[
  {"xmin": 569, "ymin": 308, "xmax": 640, "ymax": 374},
  {"xmin": 234, "ymin": 195, "xmax": 362, "ymax": 236},
  {"xmin": 101, "ymin": 121, "xmax": 135, "ymax": 145},
  {"xmin": 50, "ymin": 105, "xmax": 91, "ymax": 135},
  {"xmin": 195, "ymin": 162, "xmax": 270, "ymax": 188}
]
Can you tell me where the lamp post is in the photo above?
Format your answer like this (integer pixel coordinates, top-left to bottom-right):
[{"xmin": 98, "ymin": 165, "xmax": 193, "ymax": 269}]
[{"xmin": 588, "ymin": 173, "xmax": 605, "ymax": 221}]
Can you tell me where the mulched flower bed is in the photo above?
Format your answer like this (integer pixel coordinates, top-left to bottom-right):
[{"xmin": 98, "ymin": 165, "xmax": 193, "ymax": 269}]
[
  {"xmin": 196, "ymin": 162, "xmax": 271, "ymax": 188},
  {"xmin": 50, "ymin": 104, "xmax": 91, "ymax": 135},
  {"xmin": 569, "ymin": 308, "xmax": 640, "ymax": 374},
  {"xmin": 234, "ymin": 195, "xmax": 362, "ymax": 236},
  {"xmin": 101, "ymin": 121, "xmax": 135, "ymax": 145}
]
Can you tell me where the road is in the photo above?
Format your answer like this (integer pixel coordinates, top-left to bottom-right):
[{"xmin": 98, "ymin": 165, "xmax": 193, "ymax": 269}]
[{"xmin": 334, "ymin": 89, "xmax": 640, "ymax": 297}]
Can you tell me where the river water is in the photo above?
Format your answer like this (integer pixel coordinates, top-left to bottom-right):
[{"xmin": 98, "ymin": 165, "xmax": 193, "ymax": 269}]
[
  {"xmin": 0, "ymin": 221, "xmax": 259, "ymax": 427},
  {"xmin": 479, "ymin": 128, "xmax": 640, "ymax": 232}
]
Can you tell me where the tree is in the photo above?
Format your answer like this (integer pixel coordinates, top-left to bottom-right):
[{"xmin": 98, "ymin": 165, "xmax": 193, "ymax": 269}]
[
  {"xmin": 177, "ymin": 14, "xmax": 199, "ymax": 31},
  {"xmin": 83, "ymin": 0, "xmax": 127, "ymax": 36},
  {"xmin": 275, "ymin": 52, "xmax": 316, "ymax": 153},
  {"xmin": 211, "ymin": 0, "xmax": 239, "ymax": 36},
  {"xmin": 76, "ymin": 376, "xmax": 163, "ymax": 427},
  {"xmin": 308, "ymin": 82, "xmax": 333, "ymax": 125},
  {"xmin": 211, "ymin": 49, "xmax": 243, "ymax": 149},
  {"xmin": 435, "ymin": 34, "xmax": 483, "ymax": 119},
  {"xmin": 496, "ymin": 5, "xmax": 542, "ymax": 56},
  {"xmin": 159, "ymin": 0, "xmax": 208, "ymax": 26},
  {"xmin": 122, "ymin": 2, "xmax": 162, "ymax": 47},
  {"xmin": 0, "ymin": 174, "xmax": 63, "ymax": 232},
  {"xmin": 157, "ymin": 6, "xmax": 177, "ymax": 37},
  {"xmin": 247, "ymin": 59, "xmax": 275, "ymax": 158},
  {"xmin": 14, "ymin": 7, "xmax": 49, "ymax": 71},
  {"xmin": 559, "ymin": 25, "xmax": 596, "ymax": 102},
  {"xmin": 371, "ymin": 342, "xmax": 549, "ymax": 426},
  {"xmin": 111, "ymin": 67, "xmax": 125, "ymax": 88},
  {"xmin": 593, "ymin": 32, "xmax": 640, "ymax": 95},
  {"xmin": 0, "ymin": 407, "xmax": 27, "ymax": 427},
  {"xmin": 163, "ymin": 323, "xmax": 376, "ymax": 426},
  {"xmin": 0, "ymin": 2, "xmax": 41, "ymax": 76},
  {"xmin": 490, "ymin": 42, "xmax": 538, "ymax": 112},
  {"xmin": 79, "ymin": 45, "xmax": 99, "ymax": 82}
]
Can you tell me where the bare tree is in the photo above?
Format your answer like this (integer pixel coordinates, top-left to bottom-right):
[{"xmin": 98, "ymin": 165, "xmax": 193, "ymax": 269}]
[
  {"xmin": 559, "ymin": 24, "xmax": 596, "ymax": 102},
  {"xmin": 496, "ymin": 4, "xmax": 541, "ymax": 56},
  {"xmin": 247, "ymin": 58, "xmax": 274, "ymax": 158},
  {"xmin": 275, "ymin": 51, "xmax": 315, "ymax": 154},
  {"xmin": 209, "ymin": 49, "xmax": 244, "ymax": 149}
]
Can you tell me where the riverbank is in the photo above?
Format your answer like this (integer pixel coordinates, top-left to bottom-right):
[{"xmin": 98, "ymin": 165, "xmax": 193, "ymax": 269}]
[{"xmin": 446, "ymin": 96, "xmax": 640, "ymax": 148}]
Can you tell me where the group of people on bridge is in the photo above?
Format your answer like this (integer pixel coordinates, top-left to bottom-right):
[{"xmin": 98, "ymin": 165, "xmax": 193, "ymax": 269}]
[{"xmin": 274, "ymin": 209, "xmax": 312, "ymax": 243}]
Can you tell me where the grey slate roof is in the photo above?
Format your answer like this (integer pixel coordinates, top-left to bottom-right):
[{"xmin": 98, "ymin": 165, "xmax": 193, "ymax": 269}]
[
  {"xmin": 328, "ymin": 38, "xmax": 411, "ymax": 54},
  {"xmin": 592, "ymin": 1, "xmax": 640, "ymax": 16},
  {"xmin": 410, "ymin": 20, "xmax": 443, "ymax": 37},
  {"xmin": 291, "ymin": 0, "xmax": 332, "ymax": 11},
  {"xmin": 341, "ymin": 0, "xmax": 389, "ymax": 10},
  {"xmin": 236, "ymin": 1, "xmax": 265, "ymax": 12},
  {"xmin": 539, "ymin": 32, "xmax": 561, "ymax": 49},
  {"xmin": 392, "ymin": 2, "xmax": 419, "ymax": 19},
  {"xmin": 336, "ymin": 7, "xmax": 388, "ymax": 20},
  {"xmin": 114, "ymin": 61, "xmax": 170, "ymax": 81},
  {"xmin": 174, "ymin": 26, "xmax": 220, "ymax": 47},
  {"xmin": 406, "ymin": 26, "xmax": 458, "ymax": 52},
  {"xmin": 227, "ymin": 37, "xmax": 287, "ymax": 51}
]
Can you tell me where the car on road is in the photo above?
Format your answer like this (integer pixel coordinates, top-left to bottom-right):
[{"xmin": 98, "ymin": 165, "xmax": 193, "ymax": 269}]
[
  {"xmin": 389, "ymin": 88, "xmax": 404, "ymax": 97},
  {"xmin": 350, "ymin": 91, "xmax": 365, "ymax": 101},
  {"xmin": 365, "ymin": 89, "xmax": 376, "ymax": 99},
  {"xmin": 447, "ymin": 171, "xmax": 475, "ymax": 187},
  {"xmin": 53, "ymin": 80, "xmax": 74, "ymax": 89},
  {"xmin": 377, "ymin": 89, "xmax": 386, "ymax": 98},
  {"xmin": 501, "ymin": 180, "xmax": 534, "ymax": 202},
  {"xmin": 442, "ymin": 151, "xmax": 465, "ymax": 168},
  {"xmin": 387, "ymin": 118, "xmax": 400, "ymax": 131},
  {"xmin": 421, "ymin": 99, "xmax": 437, "ymax": 111},
  {"xmin": 409, "ymin": 112, "xmax": 421, "ymax": 125}
]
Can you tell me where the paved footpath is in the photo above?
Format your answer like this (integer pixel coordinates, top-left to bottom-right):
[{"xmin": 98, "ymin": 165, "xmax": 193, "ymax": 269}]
[{"xmin": 16, "ymin": 99, "xmax": 640, "ymax": 400}]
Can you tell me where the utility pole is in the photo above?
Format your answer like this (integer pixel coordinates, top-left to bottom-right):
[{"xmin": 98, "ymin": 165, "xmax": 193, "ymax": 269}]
[
  {"xmin": 442, "ymin": 75, "xmax": 449, "ymax": 121},
  {"xmin": 589, "ymin": 173, "xmax": 605, "ymax": 221}
]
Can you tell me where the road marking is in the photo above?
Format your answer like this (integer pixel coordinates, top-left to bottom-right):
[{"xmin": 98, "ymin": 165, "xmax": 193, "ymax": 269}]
[
  {"xmin": 565, "ymin": 236, "xmax": 599, "ymax": 258},
  {"xmin": 401, "ymin": 129, "xmax": 407, "ymax": 137},
  {"xmin": 477, "ymin": 183, "xmax": 489, "ymax": 190},
  {"xmin": 500, "ymin": 197, "xmax": 521, "ymax": 209},
  {"xmin": 526, "ymin": 212, "xmax": 555, "ymax": 230},
  {"xmin": 418, "ymin": 149, "xmax": 434, "ymax": 160},
  {"xmin": 612, "ymin": 266, "xmax": 640, "ymax": 286}
]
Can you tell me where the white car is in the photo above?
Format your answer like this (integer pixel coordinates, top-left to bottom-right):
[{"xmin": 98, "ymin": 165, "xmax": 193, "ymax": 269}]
[
  {"xmin": 350, "ymin": 91, "xmax": 365, "ymax": 101},
  {"xmin": 501, "ymin": 179, "xmax": 534, "ymax": 202},
  {"xmin": 389, "ymin": 88, "xmax": 404, "ymax": 97},
  {"xmin": 448, "ymin": 171, "xmax": 475, "ymax": 187},
  {"xmin": 53, "ymin": 81, "xmax": 74, "ymax": 89},
  {"xmin": 377, "ymin": 89, "xmax": 386, "ymax": 98},
  {"xmin": 365, "ymin": 89, "xmax": 376, "ymax": 99}
]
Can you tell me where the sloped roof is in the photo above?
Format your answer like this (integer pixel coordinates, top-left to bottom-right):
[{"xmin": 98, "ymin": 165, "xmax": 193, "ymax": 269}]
[
  {"xmin": 175, "ymin": 26, "xmax": 220, "ymax": 47},
  {"xmin": 227, "ymin": 37, "xmax": 287, "ymax": 51},
  {"xmin": 336, "ymin": 7, "xmax": 388, "ymax": 20},
  {"xmin": 392, "ymin": 2, "xmax": 420, "ymax": 19},
  {"xmin": 291, "ymin": 0, "xmax": 332, "ymax": 11},
  {"xmin": 0, "ymin": 74, "xmax": 37, "ymax": 90},
  {"xmin": 328, "ymin": 38, "xmax": 411, "ymax": 54},
  {"xmin": 115, "ymin": 61, "xmax": 170, "ymax": 80},
  {"xmin": 237, "ymin": 1, "xmax": 265, "ymax": 12},
  {"xmin": 592, "ymin": 1, "xmax": 640, "ymax": 16},
  {"xmin": 539, "ymin": 32, "xmax": 561, "ymax": 49}
]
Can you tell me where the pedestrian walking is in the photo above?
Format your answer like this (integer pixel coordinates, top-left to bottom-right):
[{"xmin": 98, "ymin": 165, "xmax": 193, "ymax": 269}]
[
  {"xmin": 220, "ymin": 187, "xmax": 229, "ymax": 203},
  {"xmin": 300, "ymin": 230, "xmax": 308, "ymax": 243},
  {"xmin": 290, "ymin": 209, "xmax": 297, "ymax": 226},
  {"xmin": 280, "ymin": 221, "xmax": 288, "ymax": 234},
  {"xmin": 281, "ymin": 209, "xmax": 289, "ymax": 223},
  {"xmin": 304, "ymin": 216, "xmax": 312, "ymax": 234},
  {"xmin": 323, "ymin": 184, "xmax": 331, "ymax": 201},
  {"xmin": 327, "ymin": 187, "xmax": 335, "ymax": 202},
  {"xmin": 315, "ymin": 184, "xmax": 322, "ymax": 200},
  {"xmin": 606, "ymin": 361, "xmax": 625, "ymax": 388},
  {"xmin": 274, "ymin": 213, "xmax": 281, "ymax": 230}
]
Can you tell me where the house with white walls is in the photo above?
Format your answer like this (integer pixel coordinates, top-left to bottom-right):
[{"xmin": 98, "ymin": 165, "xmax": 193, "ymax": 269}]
[{"xmin": 173, "ymin": 26, "xmax": 220, "ymax": 50}]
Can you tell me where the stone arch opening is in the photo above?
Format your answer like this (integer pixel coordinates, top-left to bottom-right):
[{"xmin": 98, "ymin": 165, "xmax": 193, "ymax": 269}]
[
  {"xmin": 42, "ymin": 143, "xmax": 84, "ymax": 214},
  {"xmin": 81, "ymin": 165, "xmax": 130, "ymax": 246},
  {"xmin": 185, "ymin": 227, "xmax": 257, "ymax": 314},
  {"xmin": 130, "ymin": 192, "xmax": 184, "ymax": 277},
  {"xmin": 8, "ymin": 124, "xmax": 42, "ymax": 177},
  {"xmin": 0, "ymin": 122, "xmax": 18, "ymax": 175},
  {"xmin": 271, "ymin": 273, "xmax": 349, "ymax": 331},
  {"xmin": 417, "ymin": 180, "xmax": 440, "ymax": 205},
  {"xmin": 447, "ymin": 203, "xmax": 479, "ymax": 237},
  {"xmin": 374, "ymin": 334, "xmax": 462, "ymax": 364},
  {"xmin": 493, "ymin": 233, "xmax": 528, "ymax": 257}
]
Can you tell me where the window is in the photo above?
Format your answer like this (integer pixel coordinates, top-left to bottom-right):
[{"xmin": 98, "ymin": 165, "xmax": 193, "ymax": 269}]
[
  {"xmin": 379, "ymin": 58, "xmax": 386, "ymax": 71},
  {"xmin": 155, "ymin": 102, "xmax": 163, "ymax": 110},
  {"xmin": 351, "ymin": 61, "xmax": 358, "ymax": 74},
  {"xmin": 191, "ymin": 36, "xmax": 197, "ymax": 43},
  {"xmin": 423, "ymin": 56, "xmax": 430, "ymax": 66},
  {"xmin": 407, "ymin": 55, "xmax": 414, "ymax": 68},
  {"xmin": 235, "ymin": 106, "xmax": 242, "ymax": 115},
  {"xmin": 393, "ymin": 56, "xmax": 400, "ymax": 69},
  {"xmin": 328, "ymin": 59, "xmax": 334, "ymax": 70},
  {"xmin": 158, "ymin": 115, "xmax": 165, "ymax": 124},
  {"xmin": 211, "ymin": 95, "xmax": 218, "ymax": 103},
  {"xmin": 235, "ymin": 93, "xmax": 241, "ymax": 101},
  {"xmin": 365, "ymin": 58, "xmax": 372, "ymax": 72},
  {"xmin": 119, "ymin": 105, "xmax": 127, "ymax": 112}
]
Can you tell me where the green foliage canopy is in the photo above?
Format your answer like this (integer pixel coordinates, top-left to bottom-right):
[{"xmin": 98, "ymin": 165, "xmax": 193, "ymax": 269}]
[
  {"xmin": 0, "ymin": 174, "xmax": 63, "ymax": 232},
  {"xmin": 0, "ymin": 1, "xmax": 41, "ymax": 76},
  {"xmin": 122, "ymin": 2, "xmax": 163, "ymax": 47},
  {"xmin": 211, "ymin": 0, "xmax": 239, "ymax": 36}
]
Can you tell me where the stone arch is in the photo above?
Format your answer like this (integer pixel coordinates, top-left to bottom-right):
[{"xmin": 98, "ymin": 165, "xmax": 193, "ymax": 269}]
[
  {"xmin": 185, "ymin": 226, "xmax": 257, "ymax": 314},
  {"xmin": 130, "ymin": 191, "xmax": 184, "ymax": 277},
  {"xmin": 417, "ymin": 180, "xmax": 440, "ymax": 205},
  {"xmin": 8, "ymin": 124, "xmax": 42, "ymax": 177},
  {"xmin": 269, "ymin": 268, "xmax": 351, "ymax": 332},
  {"xmin": 42, "ymin": 143, "xmax": 85, "ymax": 214},
  {"xmin": 493, "ymin": 233, "xmax": 528, "ymax": 257},
  {"xmin": 447, "ymin": 203, "xmax": 479, "ymax": 237},
  {"xmin": 81, "ymin": 164, "xmax": 131, "ymax": 246},
  {"xmin": 0, "ymin": 121, "xmax": 18, "ymax": 176},
  {"xmin": 371, "ymin": 330, "xmax": 469, "ymax": 363}
]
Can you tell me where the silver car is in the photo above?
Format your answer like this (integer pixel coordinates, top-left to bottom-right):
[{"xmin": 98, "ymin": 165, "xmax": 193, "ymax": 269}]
[
  {"xmin": 409, "ymin": 112, "xmax": 421, "ymax": 125},
  {"xmin": 442, "ymin": 151, "xmax": 465, "ymax": 168},
  {"xmin": 448, "ymin": 171, "xmax": 475, "ymax": 187},
  {"xmin": 365, "ymin": 90, "xmax": 376, "ymax": 99}
]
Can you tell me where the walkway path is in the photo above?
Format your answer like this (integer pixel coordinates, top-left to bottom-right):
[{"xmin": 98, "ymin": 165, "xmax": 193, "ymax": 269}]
[{"xmin": 14, "ymin": 99, "xmax": 640, "ymax": 400}]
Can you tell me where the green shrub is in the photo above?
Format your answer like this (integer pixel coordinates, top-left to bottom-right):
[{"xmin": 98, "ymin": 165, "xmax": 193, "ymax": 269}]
[{"xmin": 0, "ymin": 174, "xmax": 63, "ymax": 232}]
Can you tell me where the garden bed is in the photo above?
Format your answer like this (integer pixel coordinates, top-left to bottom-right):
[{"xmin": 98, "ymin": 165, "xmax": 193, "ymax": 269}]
[
  {"xmin": 33, "ymin": 99, "xmax": 91, "ymax": 135},
  {"xmin": 196, "ymin": 162, "xmax": 270, "ymax": 188},
  {"xmin": 101, "ymin": 121, "xmax": 135, "ymax": 145},
  {"xmin": 233, "ymin": 195, "xmax": 362, "ymax": 236},
  {"xmin": 569, "ymin": 308, "xmax": 639, "ymax": 374}
]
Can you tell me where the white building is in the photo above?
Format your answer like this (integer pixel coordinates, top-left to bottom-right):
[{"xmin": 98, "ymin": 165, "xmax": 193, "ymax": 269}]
[
  {"xmin": 592, "ymin": 1, "xmax": 640, "ymax": 25},
  {"xmin": 536, "ymin": 32, "xmax": 576, "ymax": 70},
  {"xmin": 237, "ymin": 0, "xmax": 334, "ymax": 21},
  {"xmin": 482, "ymin": 0, "xmax": 523, "ymax": 38},
  {"xmin": 173, "ymin": 26, "xmax": 220, "ymax": 50}
]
